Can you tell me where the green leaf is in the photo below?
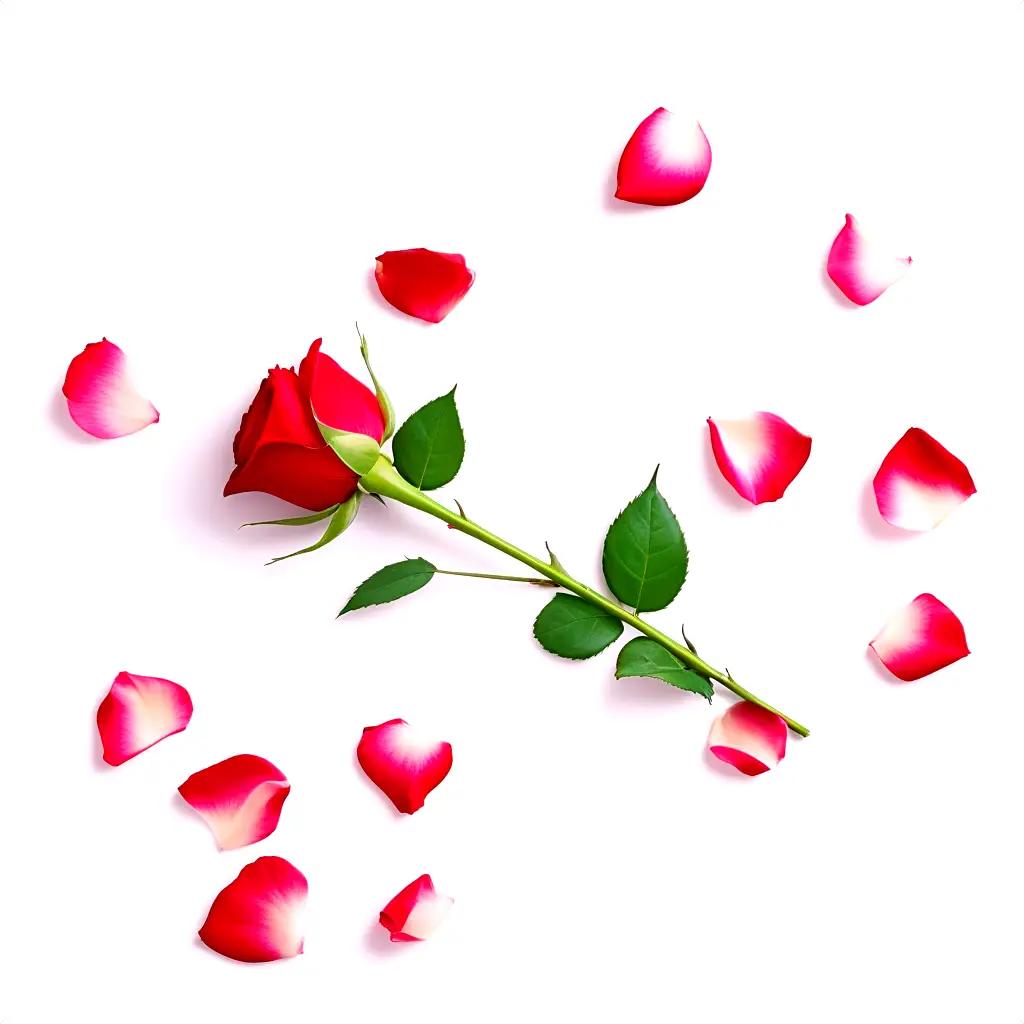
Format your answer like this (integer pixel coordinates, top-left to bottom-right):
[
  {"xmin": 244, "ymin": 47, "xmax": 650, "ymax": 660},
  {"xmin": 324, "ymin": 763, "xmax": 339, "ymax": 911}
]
[
  {"xmin": 267, "ymin": 493, "xmax": 361, "ymax": 565},
  {"xmin": 602, "ymin": 468, "xmax": 688, "ymax": 612},
  {"xmin": 339, "ymin": 557, "xmax": 437, "ymax": 615},
  {"xmin": 243, "ymin": 504, "xmax": 340, "ymax": 528},
  {"xmin": 614, "ymin": 637, "xmax": 713, "ymax": 701},
  {"xmin": 533, "ymin": 593, "xmax": 623, "ymax": 660},
  {"xmin": 318, "ymin": 423, "xmax": 382, "ymax": 476},
  {"xmin": 358, "ymin": 327, "xmax": 396, "ymax": 442},
  {"xmin": 392, "ymin": 388, "xmax": 465, "ymax": 490}
]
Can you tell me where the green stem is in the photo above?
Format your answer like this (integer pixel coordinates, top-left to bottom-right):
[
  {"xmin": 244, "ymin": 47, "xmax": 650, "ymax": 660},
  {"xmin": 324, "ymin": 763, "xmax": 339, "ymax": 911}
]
[
  {"xmin": 436, "ymin": 568, "xmax": 556, "ymax": 586},
  {"xmin": 361, "ymin": 457, "xmax": 809, "ymax": 737}
]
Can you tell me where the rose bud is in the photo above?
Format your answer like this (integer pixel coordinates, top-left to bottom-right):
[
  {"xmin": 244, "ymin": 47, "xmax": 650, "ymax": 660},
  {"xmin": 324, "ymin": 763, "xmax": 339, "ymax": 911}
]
[{"xmin": 224, "ymin": 339, "xmax": 387, "ymax": 511}]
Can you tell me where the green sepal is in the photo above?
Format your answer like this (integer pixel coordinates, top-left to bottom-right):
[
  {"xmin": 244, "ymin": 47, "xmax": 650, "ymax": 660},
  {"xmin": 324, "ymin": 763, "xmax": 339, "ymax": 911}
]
[
  {"xmin": 392, "ymin": 387, "xmax": 465, "ymax": 490},
  {"xmin": 339, "ymin": 557, "xmax": 437, "ymax": 615},
  {"xmin": 243, "ymin": 504, "xmax": 340, "ymax": 528},
  {"xmin": 533, "ymin": 593, "xmax": 623, "ymax": 660},
  {"xmin": 318, "ymin": 422, "xmax": 382, "ymax": 476},
  {"xmin": 267, "ymin": 492, "xmax": 361, "ymax": 565},
  {"xmin": 358, "ymin": 327, "xmax": 396, "ymax": 443},
  {"xmin": 614, "ymin": 637, "xmax": 713, "ymax": 701}
]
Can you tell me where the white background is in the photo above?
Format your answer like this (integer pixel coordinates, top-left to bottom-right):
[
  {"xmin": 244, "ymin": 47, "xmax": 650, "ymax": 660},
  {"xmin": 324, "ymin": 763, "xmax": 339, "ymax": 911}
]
[{"xmin": 1, "ymin": 1, "xmax": 1022, "ymax": 1021}]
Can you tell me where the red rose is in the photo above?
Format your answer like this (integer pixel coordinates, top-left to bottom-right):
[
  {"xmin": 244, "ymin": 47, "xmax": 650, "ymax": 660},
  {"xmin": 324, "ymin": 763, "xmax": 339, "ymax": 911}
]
[{"xmin": 224, "ymin": 339, "xmax": 386, "ymax": 511}]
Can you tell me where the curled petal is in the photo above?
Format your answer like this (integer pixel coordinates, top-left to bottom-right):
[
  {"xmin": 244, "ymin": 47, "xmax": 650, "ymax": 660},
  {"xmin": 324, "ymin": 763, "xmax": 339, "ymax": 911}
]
[
  {"xmin": 298, "ymin": 338, "xmax": 386, "ymax": 438},
  {"xmin": 615, "ymin": 107, "xmax": 712, "ymax": 206},
  {"xmin": 870, "ymin": 594, "xmax": 969, "ymax": 681},
  {"xmin": 178, "ymin": 755, "xmax": 291, "ymax": 851},
  {"xmin": 827, "ymin": 214, "xmax": 911, "ymax": 305},
  {"xmin": 379, "ymin": 874, "xmax": 453, "ymax": 942},
  {"xmin": 708, "ymin": 702, "xmax": 787, "ymax": 776},
  {"xmin": 707, "ymin": 412, "xmax": 812, "ymax": 504},
  {"xmin": 199, "ymin": 856, "xmax": 307, "ymax": 963},
  {"xmin": 375, "ymin": 249, "xmax": 475, "ymax": 323},
  {"xmin": 873, "ymin": 427, "xmax": 976, "ymax": 531},
  {"xmin": 357, "ymin": 719, "xmax": 453, "ymax": 814},
  {"xmin": 96, "ymin": 671, "xmax": 193, "ymax": 766},
  {"xmin": 62, "ymin": 339, "xmax": 159, "ymax": 439}
]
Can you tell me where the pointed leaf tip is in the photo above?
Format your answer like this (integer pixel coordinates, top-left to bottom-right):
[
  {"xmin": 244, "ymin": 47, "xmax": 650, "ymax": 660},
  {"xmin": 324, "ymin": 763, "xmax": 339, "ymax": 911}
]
[{"xmin": 339, "ymin": 557, "xmax": 437, "ymax": 615}]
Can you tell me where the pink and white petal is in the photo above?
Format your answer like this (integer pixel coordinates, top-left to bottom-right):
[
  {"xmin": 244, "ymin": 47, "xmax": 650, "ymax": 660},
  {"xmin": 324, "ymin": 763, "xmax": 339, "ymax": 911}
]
[
  {"xmin": 708, "ymin": 702, "xmax": 787, "ymax": 776},
  {"xmin": 96, "ymin": 671, "xmax": 193, "ymax": 766},
  {"xmin": 357, "ymin": 719, "xmax": 453, "ymax": 814},
  {"xmin": 615, "ymin": 107, "xmax": 712, "ymax": 206},
  {"xmin": 869, "ymin": 594, "xmax": 970, "ymax": 681},
  {"xmin": 826, "ymin": 214, "xmax": 911, "ymax": 305},
  {"xmin": 199, "ymin": 856, "xmax": 307, "ymax": 963},
  {"xmin": 178, "ymin": 755, "xmax": 291, "ymax": 851},
  {"xmin": 379, "ymin": 874, "xmax": 453, "ymax": 942},
  {"xmin": 707, "ymin": 412, "xmax": 812, "ymax": 504},
  {"xmin": 62, "ymin": 339, "xmax": 159, "ymax": 438},
  {"xmin": 873, "ymin": 428, "xmax": 976, "ymax": 531}
]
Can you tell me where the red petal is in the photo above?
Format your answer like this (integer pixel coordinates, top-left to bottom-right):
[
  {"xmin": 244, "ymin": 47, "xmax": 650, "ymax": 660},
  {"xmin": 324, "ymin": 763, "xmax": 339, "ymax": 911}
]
[
  {"xmin": 96, "ymin": 671, "xmax": 193, "ymax": 766},
  {"xmin": 708, "ymin": 702, "xmax": 787, "ymax": 776},
  {"xmin": 178, "ymin": 755, "xmax": 291, "ymax": 851},
  {"xmin": 62, "ymin": 339, "xmax": 159, "ymax": 439},
  {"xmin": 873, "ymin": 428, "xmax": 976, "ymax": 531},
  {"xmin": 357, "ymin": 719, "xmax": 453, "ymax": 814},
  {"xmin": 374, "ymin": 249, "xmax": 475, "ymax": 323},
  {"xmin": 826, "ymin": 214, "xmax": 911, "ymax": 305},
  {"xmin": 615, "ymin": 107, "xmax": 712, "ymax": 206},
  {"xmin": 199, "ymin": 856, "xmax": 307, "ymax": 963},
  {"xmin": 869, "ymin": 594, "xmax": 970, "ymax": 681},
  {"xmin": 298, "ymin": 339, "xmax": 386, "ymax": 438},
  {"xmin": 707, "ymin": 412, "xmax": 812, "ymax": 504},
  {"xmin": 379, "ymin": 874, "xmax": 453, "ymax": 942}
]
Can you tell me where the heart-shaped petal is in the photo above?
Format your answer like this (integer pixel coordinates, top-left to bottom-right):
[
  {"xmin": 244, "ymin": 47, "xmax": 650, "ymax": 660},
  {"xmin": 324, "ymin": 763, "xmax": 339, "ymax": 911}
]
[
  {"xmin": 707, "ymin": 412, "xmax": 812, "ymax": 504},
  {"xmin": 96, "ymin": 672, "xmax": 193, "ymax": 766},
  {"xmin": 62, "ymin": 339, "xmax": 159, "ymax": 438},
  {"xmin": 357, "ymin": 719, "xmax": 453, "ymax": 814},
  {"xmin": 873, "ymin": 428, "xmax": 976, "ymax": 531},
  {"xmin": 826, "ymin": 214, "xmax": 911, "ymax": 305},
  {"xmin": 178, "ymin": 755, "xmax": 291, "ymax": 851},
  {"xmin": 869, "ymin": 594, "xmax": 970, "ymax": 681},
  {"xmin": 379, "ymin": 874, "xmax": 453, "ymax": 942},
  {"xmin": 199, "ymin": 856, "xmax": 307, "ymax": 963},
  {"xmin": 374, "ymin": 248, "xmax": 474, "ymax": 323},
  {"xmin": 708, "ymin": 702, "xmax": 787, "ymax": 776}
]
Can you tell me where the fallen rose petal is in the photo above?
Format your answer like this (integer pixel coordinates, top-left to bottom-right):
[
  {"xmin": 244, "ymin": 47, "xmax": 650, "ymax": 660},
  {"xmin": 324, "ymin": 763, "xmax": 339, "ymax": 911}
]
[
  {"xmin": 199, "ymin": 856, "xmax": 307, "ymax": 963},
  {"xmin": 379, "ymin": 874, "xmax": 453, "ymax": 942},
  {"xmin": 375, "ymin": 248, "xmax": 474, "ymax": 323},
  {"xmin": 178, "ymin": 755, "xmax": 291, "ymax": 851},
  {"xmin": 869, "ymin": 593, "xmax": 969, "ymax": 681},
  {"xmin": 96, "ymin": 671, "xmax": 193, "ymax": 766},
  {"xmin": 708, "ymin": 702, "xmax": 787, "ymax": 776},
  {"xmin": 826, "ymin": 214, "xmax": 911, "ymax": 305},
  {"xmin": 873, "ymin": 427, "xmax": 976, "ymax": 531},
  {"xmin": 615, "ymin": 107, "xmax": 712, "ymax": 206},
  {"xmin": 707, "ymin": 412, "xmax": 812, "ymax": 504},
  {"xmin": 62, "ymin": 339, "xmax": 159, "ymax": 438},
  {"xmin": 357, "ymin": 719, "xmax": 453, "ymax": 814}
]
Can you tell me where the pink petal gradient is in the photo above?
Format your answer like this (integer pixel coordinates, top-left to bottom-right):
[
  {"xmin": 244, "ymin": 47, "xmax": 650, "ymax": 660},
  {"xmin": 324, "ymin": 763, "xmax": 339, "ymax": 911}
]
[
  {"xmin": 96, "ymin": 672, "xmax": 193, "ymax": 766},
  {"xmin": 357, "ymin": 719, "xmax": 453, "ymax": 814},
  {"xmin": 178, "ymin": 755, "xmax": 291, "ymax": 851},
  {"xmin": 615, "ymin": 107, "xmax": 712, "ymax": 206},
  {"xmin": 199, "ymin": 856, "xmax": 307, "ymax": 963},
  {"xmin": 869, "ymin": 594, "xmax": 970, "ymax": 682},
  {"xmin": 379, "ymin": 874, "xmax": 453, "ymax": 942},
  {"xmin": 62, "ymin": 339, "xmax": 159, "ymax": 438},
  {"xmin": 707, "ymin": 412, "xmax": 812, "ymax": 504},
  {"xmin": 374, "ymin": 248, "xmax": 475, "ymax": 323},
  {"xmin": 826, "ymin": 214, "xmax": 911, "ymax": 305},
  {"xmin": 708, "ymin": 702, "xmax": 787, "ymax": 776},
  {"xmin": 873, "ymin": 427, "xmax": 976, "ymax": 531}
]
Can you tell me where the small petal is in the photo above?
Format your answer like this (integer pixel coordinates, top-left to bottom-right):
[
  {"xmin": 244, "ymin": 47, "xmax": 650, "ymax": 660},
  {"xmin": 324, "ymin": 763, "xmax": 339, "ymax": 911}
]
[
  {"xmin": 707, "ymin": 412, "xmax": 812, "ymax": 504},
  {"xmin": 178, "ymin": 755, "xmax": 291, "ymax": 851},
  {"xmin": 375, "ymin": 249, "xmax": 474, "ymax": 323},
  {"xmin": 873, "ymin": 427, "xmax": 976, "ymax": 531},
  {"xmin": 615, "ymin": 107, "xmax": 712, "ymax": 206},
  {"xmin": 869, "ymin": 594, "xmax": 970, "ymax": 681},
  {"xmin": 96, "ymin": 671, "xmax": 193, "ymax": 766},
  {"xmin": 708, "ymin": 702, "xmax": 787, "ymax": 776},
  {"xmin": 826, "ymin": 214, "xmax": 911, "ymax": 305},
  {"xmin": 357, "ymin": 719, "xmax": 453, "ymax": 814},
  {"xmin": 62, "ymin": 339, "xmax": 159, "ymax": 438},
  {"xmin": 199, "ymin": 856, "xmax": 307, "ymax": 963},
  {"xmin": 379, "ymin": 874, "xmax": 453, "ymax": 942}
]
